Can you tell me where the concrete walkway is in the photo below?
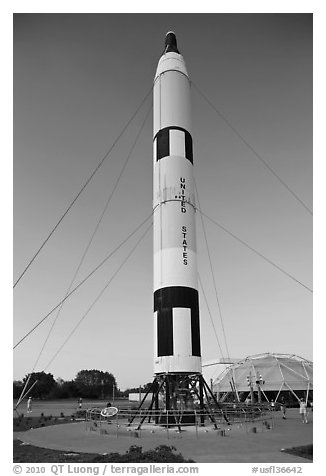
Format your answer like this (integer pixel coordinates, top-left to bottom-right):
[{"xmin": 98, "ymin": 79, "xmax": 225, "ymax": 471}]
[{"xmin": 15, "ymin": 409, "xmax": 312, "ymax": 463}]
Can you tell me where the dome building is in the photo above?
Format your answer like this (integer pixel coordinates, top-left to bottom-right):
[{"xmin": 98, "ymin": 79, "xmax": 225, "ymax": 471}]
[{"xmin": 212, "ymin": 353, "xmax": 313, "ymax": 405}]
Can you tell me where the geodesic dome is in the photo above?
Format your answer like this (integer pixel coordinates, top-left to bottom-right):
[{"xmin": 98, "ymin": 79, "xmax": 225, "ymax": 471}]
[{"xmin": 213, "ymin": 353, "xmax": 313, "ymax": 402}]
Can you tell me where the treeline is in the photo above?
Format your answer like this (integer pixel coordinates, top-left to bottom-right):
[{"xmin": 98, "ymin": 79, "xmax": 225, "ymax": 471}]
[{"xmin": 13, "ymin": 369, "xmax": 152, "ymax": 400}]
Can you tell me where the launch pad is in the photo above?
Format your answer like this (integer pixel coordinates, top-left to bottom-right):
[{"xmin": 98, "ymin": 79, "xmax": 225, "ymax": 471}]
[{"xmin": 128, "ymin": 373, "xmax": 229, "ymax": 430}]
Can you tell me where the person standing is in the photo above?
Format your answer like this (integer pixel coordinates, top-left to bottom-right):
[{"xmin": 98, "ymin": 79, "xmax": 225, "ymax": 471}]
[
  {"xmin": 280, "ymin": 398, "xmax": 286, "ymax": 419},
  {"xmin": 78, "ymin": 397, "xmax": 82, "ymax": 410},
  {"xmin": 299, "ymin": 398, "xmax": 308, "ymax": 423},
  {"xmin": 27, "ymin": 396, "xmax": 32, "ymax": 413}
]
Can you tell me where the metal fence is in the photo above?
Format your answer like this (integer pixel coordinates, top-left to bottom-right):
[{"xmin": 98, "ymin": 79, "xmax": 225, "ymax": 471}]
[{"xmin": 85, "ymin": 405, "xmax": 275, "ymax": 439}]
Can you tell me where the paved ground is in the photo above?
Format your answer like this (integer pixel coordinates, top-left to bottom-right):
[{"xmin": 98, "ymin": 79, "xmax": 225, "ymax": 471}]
[{"xmin": 15, "ymin": 408, "xmax": 313, "ymax": 463}]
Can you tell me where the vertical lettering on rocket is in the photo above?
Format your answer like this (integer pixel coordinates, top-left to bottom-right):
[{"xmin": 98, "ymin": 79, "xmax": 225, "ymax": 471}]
[
  {"xmin": 182, "ymin": 225, "xmax": 188, "ymax": 265},
  {"xmin": 180, "ymin": 177, "xmax": 186, "ymax": 213}
]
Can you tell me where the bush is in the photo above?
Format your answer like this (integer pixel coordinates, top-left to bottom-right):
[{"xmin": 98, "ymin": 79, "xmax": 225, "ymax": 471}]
[{"xmin": 92, "ymin": 445, "xmax": 195, "ymax": 463}]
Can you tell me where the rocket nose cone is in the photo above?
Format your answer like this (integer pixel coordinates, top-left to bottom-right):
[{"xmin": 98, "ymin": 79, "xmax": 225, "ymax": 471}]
[{"xmin": 164, "ymin": 31, "xmax": 180, "ymax": 53}]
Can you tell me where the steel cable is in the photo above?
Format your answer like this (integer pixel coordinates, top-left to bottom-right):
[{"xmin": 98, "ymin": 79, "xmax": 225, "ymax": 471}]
[
  {"xmin": 13, "ymin": 210, "xmax": 154, "ymax": 349},
  {"xmin": 14, "ymin": 85, "xmax": 153, "ymax": 288},
  {"xmin": 192, "ymin": 81, "xmax": 312, "ymax": 216}
]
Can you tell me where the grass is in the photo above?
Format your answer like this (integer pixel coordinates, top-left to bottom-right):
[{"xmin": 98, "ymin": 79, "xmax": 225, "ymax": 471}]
[
  {"xmin": 13, "ymin": 440, "xmax": 195, "ymax": 463},
  {"xmin": 282, "ymin": 444, "xmax": 313, "ymax": 461},
  {"xmin": 13, "ymin": 412, "xmax": 85, "ymax": 432}
]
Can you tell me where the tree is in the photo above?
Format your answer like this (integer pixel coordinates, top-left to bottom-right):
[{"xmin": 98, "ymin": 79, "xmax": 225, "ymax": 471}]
[
  {"xmin": 22, "ymin": 372, "xmax": 56, "ymax": 399},
  {"xmin": 13, "ymin": 380, "xmax": 24, "ymax": 399},
  {"xmin": 74, "ymin": 370, "xmax": 117, "ymax": 399},
  {"xmin": 142, "ymin": 382, "xmax": 153, "ymax": 392},
  {"xmin": 50, "ymin": 380, "xmax": 79, "ymax": 399},
  {"xmin": 123, "ymin": 382, "xmax": 153, "ymax": 396}
]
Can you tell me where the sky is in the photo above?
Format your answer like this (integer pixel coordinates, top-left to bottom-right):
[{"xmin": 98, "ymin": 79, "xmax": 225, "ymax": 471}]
[{"xmin": 13, "ymin": 12, "xmax": 313, "ymax": 391}]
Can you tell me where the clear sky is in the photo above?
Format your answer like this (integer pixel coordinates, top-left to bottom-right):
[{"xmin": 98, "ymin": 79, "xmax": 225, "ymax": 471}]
[{"xmin": 13, "ymin": 12, "xmax": 312, "ymax": 390}]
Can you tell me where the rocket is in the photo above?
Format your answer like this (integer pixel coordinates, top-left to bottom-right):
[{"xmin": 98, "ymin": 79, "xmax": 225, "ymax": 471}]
[
  {"xmin": 153, "ymin": 32, "xmax": 202, "ymax": 375},
  {"xmin": 128, "ymin": 32, "xmax": 227, "ymax": 429}
]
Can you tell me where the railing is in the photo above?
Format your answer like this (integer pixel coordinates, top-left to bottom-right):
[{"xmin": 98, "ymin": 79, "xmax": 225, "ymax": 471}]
[{"xmin": 85, "ymin": 405, "xmax": 274, "ymax": 439}]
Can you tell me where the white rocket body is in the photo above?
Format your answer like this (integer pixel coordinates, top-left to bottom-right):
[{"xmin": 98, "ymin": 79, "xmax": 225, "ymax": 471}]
[{"xmin": 153, "ymin": 34, "xmax": 202, "ymax": 375}]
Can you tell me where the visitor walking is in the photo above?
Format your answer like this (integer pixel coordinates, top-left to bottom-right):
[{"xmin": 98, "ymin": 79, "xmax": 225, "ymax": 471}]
[
  {"xmin": 299, "ymin": 398, "xmax": 308, "ymax": 423},
  {"xmin": 78, "ymin": 397, "xmax": 82, "ymax": 410}
]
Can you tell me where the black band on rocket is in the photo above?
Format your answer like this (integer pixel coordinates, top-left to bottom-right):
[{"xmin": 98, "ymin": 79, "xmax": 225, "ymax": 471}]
[
  {"xmin": 154, "ymin": 286, "xmax": 201, "ymax": 357},
  {"xmin": 154, "ymin": 127, "xmax": 193, "ymax": 163}
]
